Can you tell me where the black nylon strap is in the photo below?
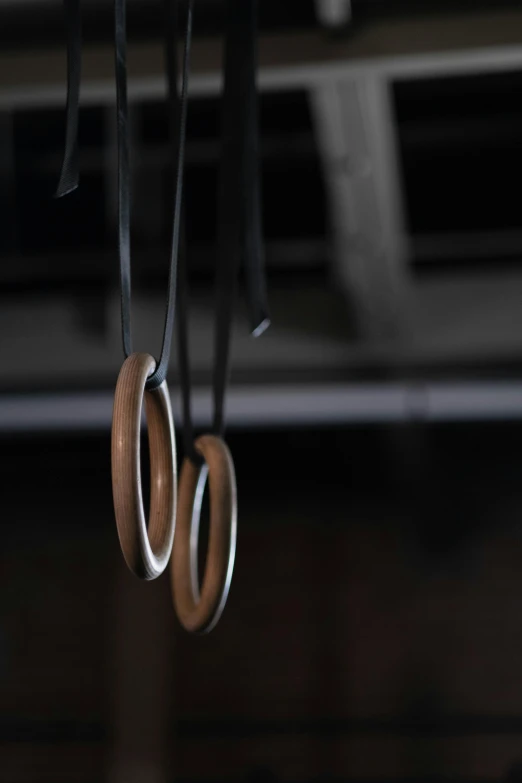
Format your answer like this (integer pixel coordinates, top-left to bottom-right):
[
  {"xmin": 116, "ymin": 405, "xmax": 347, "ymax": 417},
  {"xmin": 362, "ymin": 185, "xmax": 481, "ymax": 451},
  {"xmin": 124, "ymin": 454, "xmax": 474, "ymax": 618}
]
[
  {"xmin": 115, "ymin": 0, "xmax": 194, "ymax": 391},
  {"xmin": 56, "ymin": 0, "xmax": 81, "ymax": 198},
  {"xmin": 213, "ymin": 0, "xmax": 269, "ymax": 435},
  {"xmin": 58, "ymin": 0, "xmax": 268, "ymax": 441},
  {"xmin": 164, "ymin": 0, "xmax": 199, "ymax": 463},
  {"xmin": 114, "ymin": 0, "xmax": 132, "ymax": 358},
  {"xmin": 241, "ymin": 1, "xmax": 270, "ymax": 340},
  {"xmin": 171, "ymin": 0, "xmax": 269, "ymax": 451}
]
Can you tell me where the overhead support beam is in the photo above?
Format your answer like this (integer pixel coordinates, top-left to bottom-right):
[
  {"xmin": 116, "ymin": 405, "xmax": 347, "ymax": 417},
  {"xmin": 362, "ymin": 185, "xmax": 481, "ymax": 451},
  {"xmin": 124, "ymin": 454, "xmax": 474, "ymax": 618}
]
[
  {"xmin": 310, "ymin": 75, "xmax": 410, "ymax": 340},
  {"xmin": 5, "ymin": 12, "xmax": 522, "ymax": 107},
  {"xmin": 1, "ymin": 382, "xmax": 522, "ymax": 430},
  {"xmin": 314, "ymin": 0, "xmax": 352, "ymax": 28}
]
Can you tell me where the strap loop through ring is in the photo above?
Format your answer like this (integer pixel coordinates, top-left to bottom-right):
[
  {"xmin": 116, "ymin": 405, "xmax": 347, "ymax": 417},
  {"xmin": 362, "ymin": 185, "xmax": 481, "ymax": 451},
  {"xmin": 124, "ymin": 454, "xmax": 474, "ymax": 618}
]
[
  {"xmin": 172, "ymin": 434, "xmax": 237, "ymax": 634},
  {"xmin": 111, "ymin": 352, "xmax": 177, "ymax": 579}
]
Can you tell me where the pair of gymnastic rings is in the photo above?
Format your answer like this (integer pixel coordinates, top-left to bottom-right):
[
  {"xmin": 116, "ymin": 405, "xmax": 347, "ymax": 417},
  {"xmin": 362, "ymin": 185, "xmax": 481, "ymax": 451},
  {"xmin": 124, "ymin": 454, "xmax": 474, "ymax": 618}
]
[
  {"xmin": 110, "ymin": 0, "xmax": 267, "ymax": 634},
  {"xmin": 56, "ymin": 0, "xmax": 267, "ymax": 634},
  {"xmin": 112, "ymin": 353, "xmax": 236, "ymax": 634}
]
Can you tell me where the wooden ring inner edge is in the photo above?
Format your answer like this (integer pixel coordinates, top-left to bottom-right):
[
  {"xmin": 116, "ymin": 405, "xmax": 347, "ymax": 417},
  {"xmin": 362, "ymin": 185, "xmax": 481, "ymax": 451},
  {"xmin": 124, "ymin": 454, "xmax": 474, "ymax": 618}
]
[
  {"xmin": 111, "ymin": 352, "xmax": 177, "ymax": 580},
  {"xmin": 172, "ymin": 434, "xmax": 237, "ymax": 633}
]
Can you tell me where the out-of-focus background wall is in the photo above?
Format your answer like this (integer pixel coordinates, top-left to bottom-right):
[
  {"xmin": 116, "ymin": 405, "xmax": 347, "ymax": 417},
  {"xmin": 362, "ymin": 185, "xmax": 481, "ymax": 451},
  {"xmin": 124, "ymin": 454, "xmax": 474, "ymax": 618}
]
[{"xmin": 2, "ymin": 1, "xmax": 522, "ymax": 781}]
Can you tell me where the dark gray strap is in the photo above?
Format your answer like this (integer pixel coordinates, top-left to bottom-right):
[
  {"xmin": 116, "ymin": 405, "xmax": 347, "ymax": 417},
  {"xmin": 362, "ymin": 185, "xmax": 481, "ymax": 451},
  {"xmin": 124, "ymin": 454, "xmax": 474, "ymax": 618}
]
[
  {"xmin": 212, "ymin": 0, "xmax": 270, "ymax": 435},
  {"xmin": 115, "ymin": 0, "xmax": 194, "ymax": 390},
  {"xmin": 172, "ymin": 0, "xmax": 270, "ymax": 451},
  {"xmin": 242, "ymin": 0, "xmax": 270, "ymax": 340},
  {"xmin": 56, "ymin": 0, "xmax": 81, "ymax": 198},
  {"xmin": 58, "ymin": 0, "xmax": 268, "ymax": 437},
  {"xmin": 164, "ymin": 0, "xmax": 199, "ymax": 462}
]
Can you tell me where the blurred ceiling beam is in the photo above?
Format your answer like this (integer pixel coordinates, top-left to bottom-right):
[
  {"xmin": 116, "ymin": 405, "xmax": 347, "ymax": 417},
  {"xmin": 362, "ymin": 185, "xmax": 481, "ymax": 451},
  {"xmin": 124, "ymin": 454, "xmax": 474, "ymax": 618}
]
[
  {"xmin": 310, "ymin": 74, "xmax": 410, "ymax": 339},
  {"xmin": 314, "ymin": 0, "xmax": 352, "ymax": 28},
  {"xmin": 2, "ymin": 10, "xmax": 522, "ymax": 106},
  {"xmin": 2, "ymin": 381, "xmax": 522, "ymax": 431},
  {"xmin": 1, "ymin": 8, "xmax": 522, "ymax": 409},
  {"xmin": 0, "ymin": 269, "xmax": 522, "ymax": 390}
]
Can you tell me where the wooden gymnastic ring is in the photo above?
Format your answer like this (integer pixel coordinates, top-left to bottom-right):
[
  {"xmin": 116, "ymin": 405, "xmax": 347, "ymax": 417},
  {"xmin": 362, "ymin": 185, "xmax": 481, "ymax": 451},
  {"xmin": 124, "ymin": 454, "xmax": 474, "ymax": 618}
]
[
  {"xmin": 111, "ymin": 352, "xmax": 177, "ymax": 580},
  {"xmin": 171, "ymin": 434, "xmax": 237, "ymax": 633}
]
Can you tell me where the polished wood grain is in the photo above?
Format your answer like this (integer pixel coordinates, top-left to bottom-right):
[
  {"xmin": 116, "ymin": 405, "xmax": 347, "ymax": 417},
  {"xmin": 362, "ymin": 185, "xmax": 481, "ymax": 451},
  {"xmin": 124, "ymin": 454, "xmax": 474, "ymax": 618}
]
[
  {"xmin": 171, "ymin": 434, "xmax": 237, "ymax": 634},
  {"xmin": 111, "ymin": 352, "xmax": 177, "ymax": 580}
]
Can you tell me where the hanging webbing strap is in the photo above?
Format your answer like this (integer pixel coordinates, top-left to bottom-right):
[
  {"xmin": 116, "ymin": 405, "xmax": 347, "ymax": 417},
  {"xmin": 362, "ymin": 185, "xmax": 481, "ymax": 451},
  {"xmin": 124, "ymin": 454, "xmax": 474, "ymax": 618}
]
[
  {"xmin": 213, "ymin": 0, "xmax": 270, "ymax": 436},
  {"xmin": 172, "ymin": 0, "xmax": 270, "ymax": 452},
  {"xmin": 56, "ymin": 0, "xmax": 82, "ymax": 198},
  {"xmin": 114, "ymin": 0, "xmax": 194, "ymax": 391},
  {"xmin": 163, "ymin": 0, "xmax": 198, "ymax": 461},
  {"xmin": 58, "ymin": 0, "xmax": 268, "ymax": 427},
  {"xmin": 56, "ymin": 0, "xmax": 191, "ymax": 393}
]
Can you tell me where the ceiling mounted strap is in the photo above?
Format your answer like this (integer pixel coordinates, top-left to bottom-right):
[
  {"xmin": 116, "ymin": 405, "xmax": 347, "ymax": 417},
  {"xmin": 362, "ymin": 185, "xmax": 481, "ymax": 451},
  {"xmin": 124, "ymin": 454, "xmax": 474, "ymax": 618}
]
[
  {"xmin": 212, "ymin": 0, "xmax": 270, "ymax": 435},
  {"xmin": 56, "ymin": 0, "xmax": 82, "ymax": 198},
  {"xmin": 114, "ymin": 0, "xmax": 194, "ymax": 390},
  {"xmin": 173, "ymin": 0, "xmax": 270, "ymax": 450},
  {"xmin": 169, "ymin": 0, "xmax": 269, "ymax": 634}
]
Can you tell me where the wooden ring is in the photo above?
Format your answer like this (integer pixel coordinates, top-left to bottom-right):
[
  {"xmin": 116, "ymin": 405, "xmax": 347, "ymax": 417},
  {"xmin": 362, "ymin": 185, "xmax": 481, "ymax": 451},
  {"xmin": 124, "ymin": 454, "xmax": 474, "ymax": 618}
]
[
  {"xmin": 111, "ymin": 352, "xmax": 177, "ymax": 580},
  {"xmin": 171, "ymin": 434, "xmax": 237, "ymax": 633}
]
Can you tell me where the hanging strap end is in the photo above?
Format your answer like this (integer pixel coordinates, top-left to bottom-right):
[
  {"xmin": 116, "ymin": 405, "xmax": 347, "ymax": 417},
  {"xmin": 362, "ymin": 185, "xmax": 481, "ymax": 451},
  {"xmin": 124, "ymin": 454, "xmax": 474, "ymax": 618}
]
[
  {"xmin": 54, "ymin": 179, "xmax": 79, "ymax": 199},
  {"xmin": 251, "ymin": 313, "xmax": 270, "ymax": 338}
]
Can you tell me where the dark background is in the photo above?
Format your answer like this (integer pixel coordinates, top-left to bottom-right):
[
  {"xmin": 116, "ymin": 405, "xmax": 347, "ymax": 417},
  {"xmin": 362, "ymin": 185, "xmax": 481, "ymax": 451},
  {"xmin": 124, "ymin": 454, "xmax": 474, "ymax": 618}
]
[
  {"xmin": 2, "ymin": 2, "xmax": 522, "ymax": 782},
  {"xmin": 3, "ymin": 423, "xmax": 522, "ymax": 781}
]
